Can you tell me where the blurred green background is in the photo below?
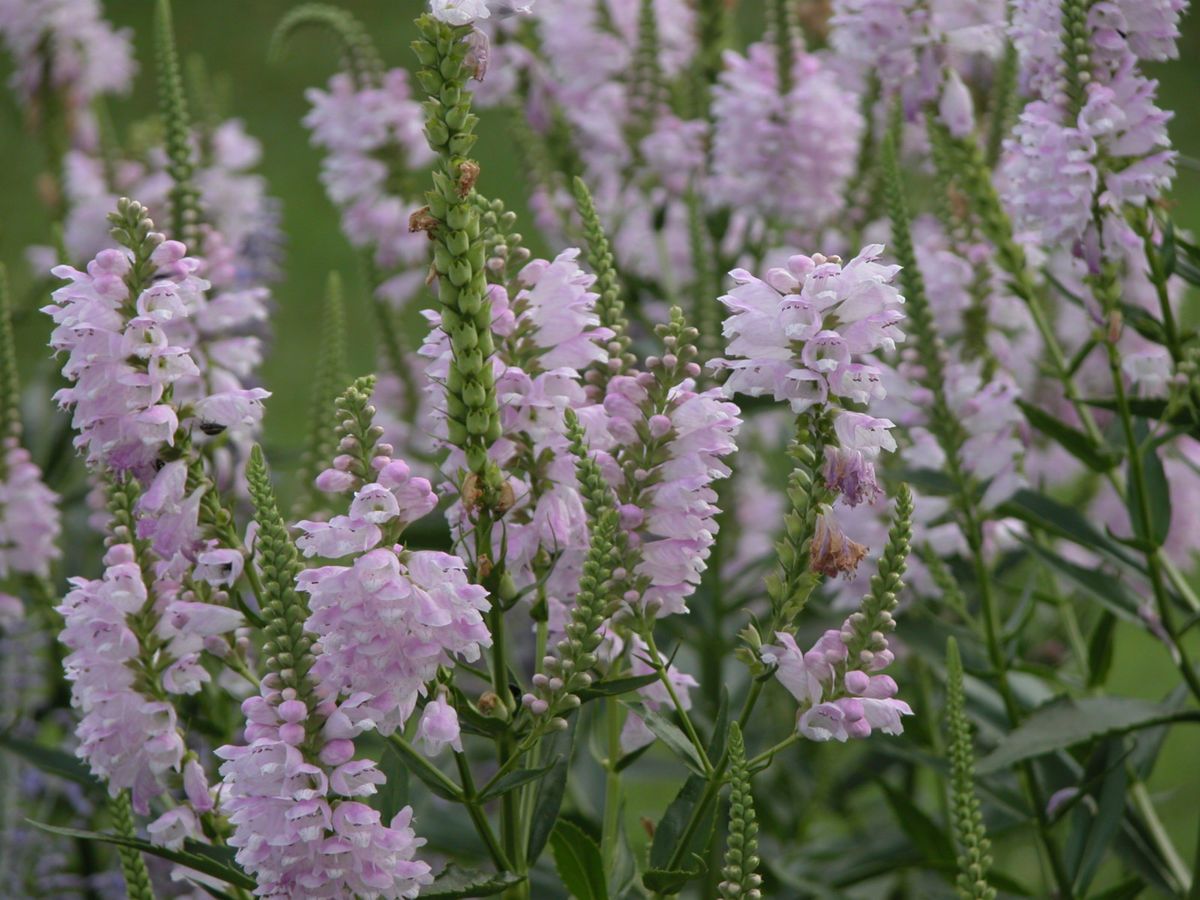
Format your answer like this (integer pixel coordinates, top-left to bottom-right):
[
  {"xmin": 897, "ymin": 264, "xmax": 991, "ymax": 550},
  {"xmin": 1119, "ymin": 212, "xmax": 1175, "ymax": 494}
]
[{"xmin": 2, "ymin": 1, "xmax": 1199, "ymax": 893}]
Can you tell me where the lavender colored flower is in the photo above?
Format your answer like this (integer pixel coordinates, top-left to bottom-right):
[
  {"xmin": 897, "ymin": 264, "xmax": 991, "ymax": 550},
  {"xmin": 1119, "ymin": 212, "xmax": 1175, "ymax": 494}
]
[
  {"xmin": 217, "ymin": 689, "xmax": 432, "ymax": 898},
  {"xmin": 607, "ymin": 381, "xmax": 741, "ymax": 616},
  {"xmin": 0, "ymin": 439, "xmax": 61, "ymax": 578},
  {"xmin": 304, "ymin": 68, "xmax": 433, "ymax": 308},
  {"xmin": 0, "ymin": 0, "xmax": 135, "ymax": 129},
  {"xmin": 710, "ymin": 43, "xmax": 863, "ymax": 229},
  {"xmin": 763, "ymin": 628, "xmax": 912, "ymax": 742},
  {"xmin": 414, "ymin": 691, "xmax": 462, "ymax": 755},
  {"xmin": 712, "ymin": 246, "xmax": 906, "ymax": 414},
  {"xmin": 57, "ymin": 544, "xmax": 185, "ymax": 813}
]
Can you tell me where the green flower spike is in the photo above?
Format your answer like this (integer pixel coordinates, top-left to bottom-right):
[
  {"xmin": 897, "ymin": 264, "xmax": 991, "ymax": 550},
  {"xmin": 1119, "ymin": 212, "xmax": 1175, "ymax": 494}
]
[
  {"xmin": 246, "ymin": 445, "xmax": 315, "ymax": 704},
  {"xmin": 945, "ymin": 638, "xmax": 997, "ymax": 900},
  {"xmin": 155, "ymin": 0, "xmax": 202, "ymax": 247},
  {"xmin": 112, "ymin": 792, "xmax": 156, "ymax": 900},
  {"xmin": 412, "ymin": 14, "xmax": 504, "ymax": 505},
  {"xmin": 719, "ymin": 723, "xmax": 763, "ymax": 900},
  {"xmin": 295, "ymin": 274, "xmax": 348, "ymax": 510}
]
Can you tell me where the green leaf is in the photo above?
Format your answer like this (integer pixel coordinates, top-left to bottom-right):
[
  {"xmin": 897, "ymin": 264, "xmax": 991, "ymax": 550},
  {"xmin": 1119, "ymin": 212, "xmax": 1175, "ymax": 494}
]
[
  {"xmin": 998, "ymin": 489, "xmax": 1140, "ymax": 568},
  {"xmin": 477, "ymin": 756, "xmax": 559, "ymax": 803},
  {"xmin": 620, "ymin": 702, "xmax": 705, "ymax": 775},
  {"xmin": 527, "ymin": 729, "xmax": 572, "ymax": 865},
  {"xmin": 643, "ymin": 863, "xmax": 706, "ymax": 894},
  {"xmin": 1066, "ymin": 739, "xmax": 1130, "ymax": 895},
  {"xmin": 877, "ymin": 779, "xmax": 956, "ymax": 868},
  {"xmin": 576, "ymin": 672, "xmax": 660, "ymax": 702},
  {"xmin": 649, "ymin": 774, "xmax": 716, "ymax": 873},
  {"xmin": 1017, "ymin": 399, "xmax": 1121, "ymax": 472},
  {"xmin": 27, "ymin": 822, "xmax": 256, "ymax": 890},
  {"xmin": 0, "ymin": 733, "xmax": 102, "ymax": 792},
  {"xmin": 1126, "ymin": 434, "xmax": 1171, "ymax": 548},
  {"xmin": 386, "ymin": 737, "xmax": 462, "ymax": 802},
  {"xmin": 1024, "ymin": 541, "xmax": 1140, "ymax": 621},
  {"xmin": 375, "ymin": 740, "xmax": 409, "ymax": 820},
  {"xmin": 977, "ymin": 697, "xmax": 1200, "ymax": 774},
  {"xmin": 421, "ymin": 865, "xmax": 524, "ymax": 898},
  {"xmin": 1086, "ymin": 611, "xmax": 1118, "ymax": 688},
  {"xmin": 549, "ymin": 820, "xmax": 606, "ymax": 900}
]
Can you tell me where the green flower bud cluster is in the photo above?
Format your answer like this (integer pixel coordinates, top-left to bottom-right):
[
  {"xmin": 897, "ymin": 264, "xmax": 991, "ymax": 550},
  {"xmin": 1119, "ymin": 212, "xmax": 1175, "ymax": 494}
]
[
  {"xmin": 882, "ymin": 133, "xmax": 969, "ymax": 462},
  {"xmin": 296, "ymin": 275, "xmax": 348, "ymax": 510},
  {"xmin": 524, "ymin": 411, "xmax": 623, "ymax": 728},
  {"xmin": 271, "ymin": 4, "xmax": 384, "ymax": 89},
  {"xmin": 108, "ymin": 199, "xmax": 166, "ymax": 305},
  {"xmin": 764, "ymin": 416, "xmax": 829, "ymax": 626},
  {"xmin": 1059, "ymin": 0, "xmax": 1094, "ymax": 119},
  {"xmin": 572, "ymin": 176, "xmax": 633, "ymax": 387},
  {"xmin": 326, "ymin": 375, "xmax": 384, "ymax": 488},
  {"xmin": 0, "ymin": 264, "xmax": 21, "ymax": 460},
  {"xmin": 767, "ymin": 0, "xmax": 799, "ymax": 95},
  {"xmin": 474, "ymin": 193, "xmax": 530, "ymax": 286},
  {"xmin": 924, "ymin": 118, "xmax": 1040, "ymax": 309},
  {"xmin": 246, "ymin": 446, "xmax": 316, "ymax": 703},
  {"xmin": 111, "ymin": 792, "xmax": 155, "ymax": 900},
  {"xmin": 687, "ymin": 189, "xmax": 723, "ymax": 363},
  {"xmin": 841, "ymin": 484, "xmax": 912, "ymax": 667},
  {"xmin": 155, "ymin": 0, "xmax": 202, "ymax": 248},
  {"xmin": 628, "ymin": 0, "xmax": 667, "ymax": 143},
  {"xmin": 985, "ymin": 42, "xmax": 1019, "ymax": 167},
  {"xmin": 718, "ymin": 723, "xmax": 763, "ymax": 900},
  {"xmin": 945, "ymin": 638, "xmax": 997, "ymax": 900},
  {"xmin": 413, "ymin": 16, "xmax": 503, "ymax": 500}
]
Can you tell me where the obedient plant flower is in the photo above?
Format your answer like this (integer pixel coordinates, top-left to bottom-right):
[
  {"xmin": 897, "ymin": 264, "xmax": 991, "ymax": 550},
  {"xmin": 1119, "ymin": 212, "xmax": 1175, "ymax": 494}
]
[
  {"xmin": 43, "ymin": 201, "xmax": 269, "ymax": 479},
  {"xmin": 298, "ymin": 383, "xmax": 490, "ymax": 736},
  {"xmin": 57, "ymin": 540, "xmax": 185, "ymax": 814},
  {"xmin": 1002, "ymin": 0, "xmax": 1181, "ymax": 256},
  {"xmin": 713, "ymin": 246, "xmax": 905, "ymax": 508},
  {"xmin": 0, "ymin": 0, "xmax": 135, "ymax": 134},
  {"xmin": 710, "ymin": 42, "xmax": 863, "ymax": 231},
  {"xmin": 763, "ymin": 486, "xmax": 914, "ymax": 741},
  {"xmin": 606, "ymin": 311, "xmax": 741, "ymax": 616},
  {"xmin": 220, "ymin": 447, "xmax": 433, "ymax": 898},
  {"xmin": 431, "ymin": 0, "xmax": 534, "ymax": 26},
  {"xmin": 0, "ymin": 441, "xmax": 61, "ymax": 579},
  {"xmin": 303, "ymin": 66, "xmax": 433, "ymax": 306}
]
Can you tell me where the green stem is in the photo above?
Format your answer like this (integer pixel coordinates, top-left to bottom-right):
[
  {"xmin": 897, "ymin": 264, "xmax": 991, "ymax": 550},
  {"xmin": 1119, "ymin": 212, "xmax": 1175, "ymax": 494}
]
[
  {"xmin": 1130, "ymin": 779, "xmax": 1192, "ymax": 893},
  {"xmin": 387, "ymin": 734, "xmax": 464, "ymax": 801},
  {"xmin": 600, "ymin": 697, "xmax": 624, "ymax": 875},
  {"xmin": 643, "ymin": 629, "xmax": 712, "ymax": 774},
  {"xmin": 454, "ymin": 750, "xmax": 513, "ymax": 872},
  {"xmin": 746, "ymin": 733, "xmax": 799, "ymax": 770},
  {"xmin": 664, "ymin": 677, "xmax": 768, "ymax": 872},
  {"xmin": 1103, "ymin": 330, "xmax": 1200, "ymax": 703}
]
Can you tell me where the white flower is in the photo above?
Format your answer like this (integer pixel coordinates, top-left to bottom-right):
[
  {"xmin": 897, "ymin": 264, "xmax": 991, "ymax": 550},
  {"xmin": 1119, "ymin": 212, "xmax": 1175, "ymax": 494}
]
[{"xmin": 430, "ymin": 0, "xmax": 533, "ymax": 26}]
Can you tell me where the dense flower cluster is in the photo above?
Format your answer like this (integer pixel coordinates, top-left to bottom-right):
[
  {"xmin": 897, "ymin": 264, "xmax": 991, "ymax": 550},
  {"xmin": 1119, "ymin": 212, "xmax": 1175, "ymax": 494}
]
[
  {"xmin": 298, "ymin": 457, "xmax": 490, "ymax": 736},
  {"xmin": 217, "ymin": 688, "xmax": 433, "ymax": 898},
  {"xmin": 710, "ymin": 43, "xmax": 863, "ymax": 229},
  {"xmin": 303, "ymin": 68, "xmax": 433, "ymax": 306},
  {"xmin": 764, "ymin": 626, "xmax": 911, "ymax": 741},
  {"xmin": 1003, "ymin": 0, "xmax": 1183, "ymax": 254},
  {"xmin": 0, "ymin": 0, "xmax": 134, "ymax": 125},
  {"xmin": 57, "ymin": 544, "xmax": 185, "ymax": 813},
  {"xmin": 44, "ymin": 238, "xmax": 268, "ymax": 479},
  {"xmin": 0, "ymin": 440, "xmax": 61, "ymax": 578}
]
